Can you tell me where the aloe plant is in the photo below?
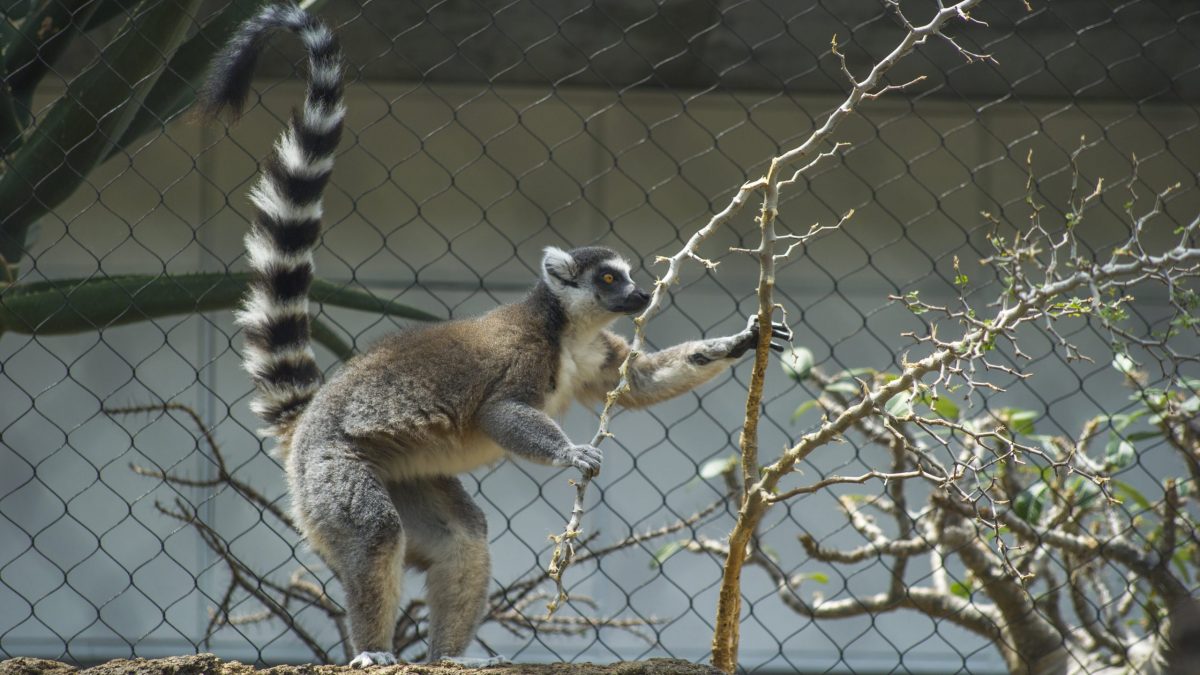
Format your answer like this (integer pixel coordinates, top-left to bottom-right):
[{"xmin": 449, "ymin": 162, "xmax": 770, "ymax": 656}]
[
  {"xmin": 0, "ymin": 272, "xmax": 440, "ymax": 356},
  {"xmin": 0, "ymin": 0, "xmax": 433, "ymax": 355}
]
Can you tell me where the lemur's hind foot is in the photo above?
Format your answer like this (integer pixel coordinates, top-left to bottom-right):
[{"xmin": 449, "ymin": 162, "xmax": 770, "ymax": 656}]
[{"xmin": 349, "ymin": 651, "xmax": 397, "ymax": 668}]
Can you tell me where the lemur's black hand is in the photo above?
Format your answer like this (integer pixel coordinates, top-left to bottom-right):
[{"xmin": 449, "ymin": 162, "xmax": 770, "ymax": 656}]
[{"xmin": 726, "ymin": 315, "xmax": 793, "ymax": 359}]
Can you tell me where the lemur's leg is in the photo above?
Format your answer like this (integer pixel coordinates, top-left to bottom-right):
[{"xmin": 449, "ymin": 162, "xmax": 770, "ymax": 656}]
[
  {"xmin": 389, "ymin": 476, "xmax": 495, "ymax": 663},
  {"xmin": 290, "ymin": 441, "xmax": 404, "ymax": 667},
  {"xmin": 588, "ymin": 317, "xmax": 792, "ymax": 409}
]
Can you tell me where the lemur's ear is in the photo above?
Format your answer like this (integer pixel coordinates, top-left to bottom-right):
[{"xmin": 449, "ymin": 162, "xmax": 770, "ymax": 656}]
[{"xmin": 542, "ymin": 246, "xmax": 578, "ymax": 287}]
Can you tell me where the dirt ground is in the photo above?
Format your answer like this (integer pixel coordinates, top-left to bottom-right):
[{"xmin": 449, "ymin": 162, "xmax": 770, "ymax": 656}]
[{"xmin": 0, "ymin": 654, "xmax": 722, "ymax": 675}]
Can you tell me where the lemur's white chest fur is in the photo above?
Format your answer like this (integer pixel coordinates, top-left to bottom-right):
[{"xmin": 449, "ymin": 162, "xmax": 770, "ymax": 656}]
[{"xmin": 543, "ymin": 327, "xmax": 609, "ymax": 418}]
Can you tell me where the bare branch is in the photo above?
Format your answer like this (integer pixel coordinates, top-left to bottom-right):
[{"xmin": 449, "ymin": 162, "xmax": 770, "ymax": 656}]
[
  {"xmin": 710, "ymin": 3, "xmax": 996, "ymax": 669},
  {"xmin": 107, "ymin": 403, "xmax": 295, "ymax": 528},
  {"xmin": 546, "ymin": 175, "xmax": 771, "ymax": 611},
  {"xmin": 940, "ymin": 494, "xmax": 1190, "ymax": 601},
  {"xmin": 799, "ymin": 530, "xmax": 931, "ymax": 564},
  {"xmin": 767, "ymin": 468, "xmax": 934, "ymax": 503},
  {"xmin": 156, "ymin": 498, "xmax": 333, "ymax": 663}
]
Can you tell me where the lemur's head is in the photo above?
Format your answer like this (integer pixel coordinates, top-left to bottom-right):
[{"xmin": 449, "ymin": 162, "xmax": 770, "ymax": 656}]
[{"xmin": 541, "ymin": 246, "xmax": 651, "ymax": 319}]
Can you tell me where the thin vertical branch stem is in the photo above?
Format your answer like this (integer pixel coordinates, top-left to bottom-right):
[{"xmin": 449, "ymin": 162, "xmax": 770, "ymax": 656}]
[
  {"xmin": 709, "ymin": 1, "xmax": 985, "ymax": 671},
  {"xmin": 545, "ymin": 178, "xmax": 768, "ymax": 612}
]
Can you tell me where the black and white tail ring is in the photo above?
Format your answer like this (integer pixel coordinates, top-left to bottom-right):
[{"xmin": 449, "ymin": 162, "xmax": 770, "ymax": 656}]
[{"xmin": 199, "ymin": 3, "xmax": 345, "ymax": 443}]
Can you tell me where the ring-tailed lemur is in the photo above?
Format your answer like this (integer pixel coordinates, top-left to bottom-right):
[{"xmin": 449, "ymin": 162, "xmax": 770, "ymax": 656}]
[{"xmin": 202, "ymin": 4, "xmax": 791, "ymax": 667}]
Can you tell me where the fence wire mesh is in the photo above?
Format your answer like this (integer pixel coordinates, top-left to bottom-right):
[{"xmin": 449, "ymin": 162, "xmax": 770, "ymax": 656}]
[{"xmin": 1, "ymin": 0, "xmax": 1198, "ymax": 672}]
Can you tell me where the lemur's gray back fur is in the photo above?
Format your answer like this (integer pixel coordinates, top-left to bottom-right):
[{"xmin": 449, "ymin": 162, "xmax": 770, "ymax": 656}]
[{"xmin": 199, "ymin": 3, "xmax": 345, "ymax": 450}]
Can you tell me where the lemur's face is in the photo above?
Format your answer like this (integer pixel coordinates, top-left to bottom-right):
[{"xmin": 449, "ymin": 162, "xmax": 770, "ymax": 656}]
[
  {"xmin": 590, "ymin": 258, "xmax": 650, "ymax": 314},
  {"xmin": 542, "ymin": 246, "xmax": 651, "ymax": 317}
]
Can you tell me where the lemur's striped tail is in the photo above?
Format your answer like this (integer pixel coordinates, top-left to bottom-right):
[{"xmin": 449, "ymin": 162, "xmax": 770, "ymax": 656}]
[{"xmin": 200, "ymin": 3, "xmax": 344, "ymax": 448}]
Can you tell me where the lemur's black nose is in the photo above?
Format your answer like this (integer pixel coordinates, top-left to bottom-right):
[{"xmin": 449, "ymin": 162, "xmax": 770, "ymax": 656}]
[{"xmin": 622, "ymin": 289, "xmax": 651, "ymax": 314}]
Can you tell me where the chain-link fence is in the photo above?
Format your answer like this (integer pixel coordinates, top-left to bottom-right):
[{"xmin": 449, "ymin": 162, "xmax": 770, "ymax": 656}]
[{"xmin": 1, "ymin": 0, "xmax": 1198, "ymax": 672}]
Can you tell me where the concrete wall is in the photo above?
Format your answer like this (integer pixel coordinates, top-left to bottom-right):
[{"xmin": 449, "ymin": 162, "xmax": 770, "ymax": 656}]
[{"xmin": 2, "ymin": 78, "xmax": 1197, "ymax": 671}]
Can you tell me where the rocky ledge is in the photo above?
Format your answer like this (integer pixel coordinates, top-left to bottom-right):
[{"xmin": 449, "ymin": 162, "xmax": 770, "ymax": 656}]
[{"xmin": 1, "ymin": 654, "xmax": 722, "ymax": 675}]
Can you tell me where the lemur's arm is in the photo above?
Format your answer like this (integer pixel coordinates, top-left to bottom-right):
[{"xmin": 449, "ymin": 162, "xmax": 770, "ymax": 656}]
[
  {"xmin": 477, "ymin": 400, "xmax": 603, "ymax": 475},
  {"xmin": 582, "ymin": 317, "xmax": 791, "ymax": 410}
]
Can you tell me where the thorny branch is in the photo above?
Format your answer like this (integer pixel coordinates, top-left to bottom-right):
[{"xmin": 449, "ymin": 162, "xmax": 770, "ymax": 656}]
[
  {"xmin": 690, "ymin": 131, "xmax": 1200, "ymax": 675},
  {"xmin": 544, "ymin": 171, "xmax": 769, "ymax": 612},
  {"xmin": 547, "ymin": 0, "xmax": 992, "ymax": 638},
  {"xmin": 710, "ymin": 1, "xmax": 995, "ymax": 670},
  {"xmin": 550, "ymin": 1, "xmax": 1200, "ymax": 672}
]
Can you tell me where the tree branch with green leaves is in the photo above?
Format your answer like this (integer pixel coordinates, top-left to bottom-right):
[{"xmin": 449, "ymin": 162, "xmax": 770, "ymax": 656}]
[{"xmin": 686, "ymin": 139, "xmax": 1200, "ymax": 672}]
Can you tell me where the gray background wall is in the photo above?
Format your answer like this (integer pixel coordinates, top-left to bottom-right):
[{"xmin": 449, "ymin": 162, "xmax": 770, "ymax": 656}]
[{"xmin": 2, "ymin": 0, "xmax": 1199, "ymax": 671}]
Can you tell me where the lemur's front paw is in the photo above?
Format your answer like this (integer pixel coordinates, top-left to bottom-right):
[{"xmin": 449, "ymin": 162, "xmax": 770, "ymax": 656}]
[
  {"xmin": 350, "ymin": 651, "xmax": 397, "ymax": 668},
  {"xmin": 726, "ymin": 315, "xmax": 793, "ymax": 359},
  {"xmin": 559, "ymin": 443, "xmax": 603, "ymax": 476}
]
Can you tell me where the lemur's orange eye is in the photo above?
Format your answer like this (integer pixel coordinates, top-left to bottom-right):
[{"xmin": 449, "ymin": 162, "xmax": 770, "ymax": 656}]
[{"xmin": 602, "ymin": 273, "xmax": 615, "ymax": 284}]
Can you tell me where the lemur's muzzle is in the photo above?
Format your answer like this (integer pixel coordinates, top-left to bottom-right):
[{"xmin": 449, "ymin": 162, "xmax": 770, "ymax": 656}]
[{"xmin": 618, "ymin": 289, "xmax": 651, "ymax": 314}]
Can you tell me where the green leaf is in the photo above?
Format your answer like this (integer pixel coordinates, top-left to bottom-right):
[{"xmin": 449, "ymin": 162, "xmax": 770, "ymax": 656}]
[
  {"xmin": 1124, "ymin": 430, "xmax": 1162, "ymax": 442},
  {"xmin": 950, "ymin": 581, "xmax": 973, "ymax": 599},
  {"xmin": 884, "ymin": 392, "xmax": 912, "ymax": 418},
  {"xmin": 0, "ymin": 0, "xmax": 33, "ymax": 19},
  {"xmin": 309, "ymin": 278, "xmax": 441, "ymax": 321},
  {"xmin": 4, "ymin": 0, "xmax": 102, "ymax": 114},
  {"xmin": 999, "ymin": 408, "xmax": 1038, "ymax": 436},
  {"xmin": 1182, "ymin": 396, "xmax": 1200, "ymax": 415},
  {"xmin": 0, "ymin": 24, "xmax": 21, "ymax": 152},
  {"xmin": 1178, "ymin": 480, "xmax": 1196, "ymax": 499},
  {"xmin": 779, "ymin": 346, "xmax": 813, "ymax": 382},
  {"xmin": 760, "ymin": 545, "xmax": 781, "ymax": 563},
  {"xmin": 1111, "ymin": 479, "xmax": 1151, "ymax": 511},
  {"xmin": 1112, "ymin": 353, "xmax": 1137, "ymax": 376},
  {"xmin": 831, "ymin": 367, "xmax": 877, "ymax": 380},
  {"xmin": 1013, "ymin": 482, "xmax": 1049, "ymax": 524},
  {"xmin": 651, "ymin": 540, "xmax": 686, "ymax": 568},
  {"xmin": 699, "ymin": 455, "xmax": 737, "ymax": 480},
  {"xmin": 310, "ymin": 316, "xmax": 354, "ymax": 361},
  {"xmin": 83, "ymin": 0, "xmax": 141, "ymax": 31},
  {"xmin": 1172, "ymin": 544, "xmax": 1194, "ymax": 584},
  {"xmin": 1067, "ymin": 476, "xmax": 1101, "ymax": 510},
  {"xmin": 797, "ymin": 571, "xmax": 829, "ymax": 585},
  {"xmin": 1109, "ymin": 408, "xmax": 1149, "ymax": 432},
  {"xmin": 824, "ymin": 381, "xmax": 860, "ymax": 396},
  {"xmin": 0, "ymin": 0, "xmax": 205, "ymax": 265},
  {"xmin": 1027, "ymin": 434, "xmax": 1060, "ymax": 456},
  {"xmin": 1104, "ymin": 435, "xmax": 1136, "ymax": 470},
  {"xmin": 928, "ymin": 395, "xmax": 960, "ymax": 421},
  {"xmin": 0, "ymin": 272, "xmax": 439, "ymax": 334},
  {"xmin": 1, "ymin": 272, "xmax": 246, "ymax": 333},
  {"xmin": 791, "ymin": 399, "xmax": 820, "ymax": 422}
]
